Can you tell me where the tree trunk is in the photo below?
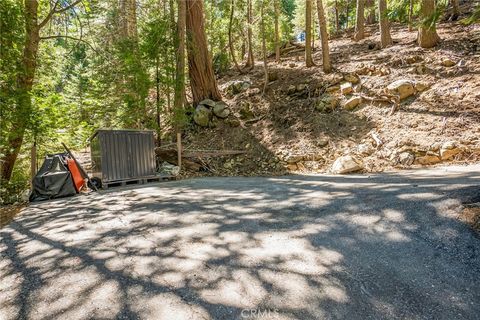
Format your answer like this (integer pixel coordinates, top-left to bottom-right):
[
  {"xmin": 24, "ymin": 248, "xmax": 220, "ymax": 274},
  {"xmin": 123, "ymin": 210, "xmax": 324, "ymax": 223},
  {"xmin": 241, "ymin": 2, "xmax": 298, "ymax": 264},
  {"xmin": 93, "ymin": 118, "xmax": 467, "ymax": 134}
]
[
  {"xmin": 228, "ymin": 0, "xmax": 242, "ymax": 72},
  {"xmin": 305, "ymin": 0, "xmax": 314, "ymax": 67},
  {"xmin": 274, "ymin": 0, "xmax": 280, "ymax": 63},
  {"xmin": 316, "ymin": 0, "xmax": 332, "ymax": 73},
  {"xmin": 378, "ymin": 0, "xmax": 392, "ymax": 48},
  {"xmin": 1, "ymin": 0, "xmax": 40, "ymax": 181},
  {"xmin": 335, "ymin": 0, "xmax": 340, "ymax": 32},
  {"xmin": 345, "ymin": 0, "xmax": 350, "ymax": 29},
  {"xmin": 354, "ymin": 0, "xmax": 365, "ymax": 40},
  {"xmin": 186, "ymin": 0, "xmax": 222, "ymax": 104},
  {"xmin": 451, "ymin": 0, "xmax": 460, "ymax": 20},
  {"xmin": 261, "ymin": 0, "xmax": 268, "ymax": 94},
  {"xmin": 366, "ymin": 0, "xmax": 376, "ymax": 24},
  {"xmin": 245, "ymin": 0, "xmax": 254, "ymax": 69},
  {"xmin": 174, "ymin": 0, "xmax": 186, "ymax": 120},
  {"xmin": 418, "ymin": 0, "xmax": 440, "ymax": 48},
  {"xmin": 408, "ymin": 0, "xmax": 414, "ymax": 31},
  {"xmin": 119, "ymin": 0, "xmax": 138, "ymax": 39}
]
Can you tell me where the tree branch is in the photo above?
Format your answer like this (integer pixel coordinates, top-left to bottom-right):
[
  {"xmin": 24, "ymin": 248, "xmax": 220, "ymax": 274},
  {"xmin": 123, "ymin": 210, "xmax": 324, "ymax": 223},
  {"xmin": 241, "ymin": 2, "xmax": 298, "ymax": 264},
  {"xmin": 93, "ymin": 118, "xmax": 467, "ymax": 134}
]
[
  {"xmin": 38, "ymin": 0, "xmax": 83, "ymax": 29},
  {"xmin": 40, "ymin": 35, "xmax": 99, "ymax": 54}
]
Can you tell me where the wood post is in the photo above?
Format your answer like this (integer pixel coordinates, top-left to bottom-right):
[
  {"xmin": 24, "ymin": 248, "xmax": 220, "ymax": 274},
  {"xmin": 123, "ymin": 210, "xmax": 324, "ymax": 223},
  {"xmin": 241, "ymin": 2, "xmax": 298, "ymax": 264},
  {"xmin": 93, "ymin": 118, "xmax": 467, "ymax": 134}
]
[{"xmin": 176, "ymin": 132, "xmax": 182, "ymax": 171}]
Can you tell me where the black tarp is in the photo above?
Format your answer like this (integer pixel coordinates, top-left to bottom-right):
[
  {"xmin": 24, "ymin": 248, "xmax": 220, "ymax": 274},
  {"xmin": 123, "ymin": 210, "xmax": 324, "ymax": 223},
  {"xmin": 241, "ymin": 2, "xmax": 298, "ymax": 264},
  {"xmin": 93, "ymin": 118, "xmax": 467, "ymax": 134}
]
[{"xmin": 29, "ymin": 153, "xmax": 77, "ymax": 202}]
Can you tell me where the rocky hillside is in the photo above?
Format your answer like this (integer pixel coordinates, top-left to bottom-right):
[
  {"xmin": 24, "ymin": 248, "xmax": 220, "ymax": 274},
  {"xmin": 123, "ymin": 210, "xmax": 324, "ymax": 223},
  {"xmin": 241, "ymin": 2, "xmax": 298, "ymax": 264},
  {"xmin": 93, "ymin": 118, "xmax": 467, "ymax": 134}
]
[{"xmin": 171, "ymin": 20, "xmax": 480, "ymax": 177}]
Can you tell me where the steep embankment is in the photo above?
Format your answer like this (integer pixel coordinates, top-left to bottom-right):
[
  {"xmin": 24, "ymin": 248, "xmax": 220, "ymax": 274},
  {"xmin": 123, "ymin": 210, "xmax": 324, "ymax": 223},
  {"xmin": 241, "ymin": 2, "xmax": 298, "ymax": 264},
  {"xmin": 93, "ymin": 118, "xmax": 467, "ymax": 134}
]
[{"xmin": 180, "ymin": 21, "xmax": 480, "ymax": 176}]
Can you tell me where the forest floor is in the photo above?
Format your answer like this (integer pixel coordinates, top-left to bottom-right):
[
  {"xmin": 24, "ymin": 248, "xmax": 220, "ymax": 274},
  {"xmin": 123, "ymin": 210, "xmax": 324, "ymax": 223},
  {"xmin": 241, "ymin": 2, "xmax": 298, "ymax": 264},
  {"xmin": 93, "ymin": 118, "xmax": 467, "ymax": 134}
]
[{"xmin": 180, "ymin": 20, "xmax": 480, "ymax": 177}]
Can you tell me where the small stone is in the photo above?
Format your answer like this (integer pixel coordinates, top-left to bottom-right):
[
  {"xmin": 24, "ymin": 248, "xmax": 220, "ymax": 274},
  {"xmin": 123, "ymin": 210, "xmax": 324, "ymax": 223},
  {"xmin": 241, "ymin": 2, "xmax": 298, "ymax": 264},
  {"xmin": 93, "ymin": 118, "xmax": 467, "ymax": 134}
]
[
  {"xmin": 331, "ymin": 155, "xmax": 363, "ymax": 174},
  {"xmin": 287, "ymin": 85, "xmax": 297, "ymax": 95},
  {"xmin": 287, "ymin": 163, "xmax": 298, "ymax": 171},
  {"xmin": 440, "ymin": 141, "xmax": 461, "ymax": 160},
  {"xmin": 441, "ymin": 58, "xmax": 456, "ymax": 67},
  {"xmin": 226, "ymin": 118, "xmax": 241, "ymax": 127},
  {"xmin": 340, "ymin": 82, "xmax": 353, "ymax": 95},
  {"xmin": 344, "ymin": 73, "xmax": 360, "ymax": 84},
  {"xmin": 193, "ymin": 105, "xmax": 212, "ymax": 127},
  {"xmin": 326, "ymin": 85, "xmax": 340, "ymax": 93},
  {"xmin": 286, "ymin": 154, "xmax": 303, "ymax": 164},
  {"xmin": 213, "ymin": 101, "xmax": 230, "ymax": 118},
  {"xmin": 296, "ymin": 84, "xmax": 308, "ymax": 92},
  {"xmin": 415, "ymin": 154, "xmax": 441, "ymax": 165},
  {"xmin": 289, "ymin": 63, "xmax": 296, "ymax": 68},
  {"xmin": 344, "ymin": 96, "xmax": 362, "ymax": 110},
  {"xmin": 315, "ymin": 95, "xmax": 339, "ymax": 113},
  {"xmin": 199, "ymin": 99, "xmax": 216, "ymax": 107},
  {"xmin": 357, "ymin": 143, "xmax": 374, "ymax": 155},
  {"xmin": 398, "ymin": 152, "xmax": 415, "ymax": 166},
  {"xmin": 387, "ymin": 79, "xmax": 415, "ymax": 100},
  {"xmin": 414, "ymin": 82, "xmax": 430, "ymax": 92},
  {"xmin": 317, "ymin": 138, "xmax": 329, "ymax": 147}
]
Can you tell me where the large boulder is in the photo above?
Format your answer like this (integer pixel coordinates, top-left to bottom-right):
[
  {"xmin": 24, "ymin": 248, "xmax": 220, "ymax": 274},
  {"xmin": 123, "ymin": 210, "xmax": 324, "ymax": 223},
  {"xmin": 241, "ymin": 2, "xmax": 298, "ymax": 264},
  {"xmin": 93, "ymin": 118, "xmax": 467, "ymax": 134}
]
[
  {"xmin": 193, "ymin": 105, "xmax": 212, "ymax": 127},
  {"xmin": 331, "ymin": 155, "xmax": 363, "ymax": 174},
  {"xmin": 213, "ymin": 101, "xmax": 230, "ymax": 119},
  {"xmin": 387, "ymin": 79, "xmax": 415, "ymax": 100}
]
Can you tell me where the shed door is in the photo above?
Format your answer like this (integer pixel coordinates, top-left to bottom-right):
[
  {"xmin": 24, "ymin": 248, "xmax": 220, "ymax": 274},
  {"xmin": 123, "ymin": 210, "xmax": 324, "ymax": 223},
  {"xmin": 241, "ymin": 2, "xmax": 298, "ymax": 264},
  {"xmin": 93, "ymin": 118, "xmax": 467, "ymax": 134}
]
[{"xmin": 101, "ymin": 131, "xmax": 130, "ymax": 181}]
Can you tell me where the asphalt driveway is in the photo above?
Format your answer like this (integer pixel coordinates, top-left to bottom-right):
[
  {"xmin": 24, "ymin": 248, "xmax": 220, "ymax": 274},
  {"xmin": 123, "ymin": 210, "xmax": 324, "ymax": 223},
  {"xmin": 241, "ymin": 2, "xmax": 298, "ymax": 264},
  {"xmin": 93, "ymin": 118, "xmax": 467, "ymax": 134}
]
[{"xmin": 1, "ymin": 165, "xmax": 480, "ymax": 320}]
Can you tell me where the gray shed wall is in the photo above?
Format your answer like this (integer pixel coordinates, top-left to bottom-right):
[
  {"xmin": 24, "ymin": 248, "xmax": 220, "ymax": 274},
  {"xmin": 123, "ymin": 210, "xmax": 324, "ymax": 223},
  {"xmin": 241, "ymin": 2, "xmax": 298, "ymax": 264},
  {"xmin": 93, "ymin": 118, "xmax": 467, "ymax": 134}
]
[{"xmin": 91, "ymin": 130, "xmax": 156, "ymax": 183}]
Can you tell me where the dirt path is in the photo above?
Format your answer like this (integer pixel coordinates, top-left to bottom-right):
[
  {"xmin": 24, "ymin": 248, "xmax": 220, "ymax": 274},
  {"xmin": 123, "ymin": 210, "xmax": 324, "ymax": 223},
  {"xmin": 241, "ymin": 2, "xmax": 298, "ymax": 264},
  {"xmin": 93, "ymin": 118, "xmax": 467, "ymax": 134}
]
[{"xmin": 1, "ymin": 165, "xmax": 480, "ymax": 319}]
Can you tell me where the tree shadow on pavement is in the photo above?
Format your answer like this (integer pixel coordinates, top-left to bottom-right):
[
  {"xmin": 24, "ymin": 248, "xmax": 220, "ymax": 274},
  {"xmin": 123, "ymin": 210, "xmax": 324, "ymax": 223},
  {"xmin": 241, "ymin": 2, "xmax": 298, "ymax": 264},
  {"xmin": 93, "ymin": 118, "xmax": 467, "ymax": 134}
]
[{"xmin": 1, "ymin": 168, "xmax": 480, "ymax": 319}]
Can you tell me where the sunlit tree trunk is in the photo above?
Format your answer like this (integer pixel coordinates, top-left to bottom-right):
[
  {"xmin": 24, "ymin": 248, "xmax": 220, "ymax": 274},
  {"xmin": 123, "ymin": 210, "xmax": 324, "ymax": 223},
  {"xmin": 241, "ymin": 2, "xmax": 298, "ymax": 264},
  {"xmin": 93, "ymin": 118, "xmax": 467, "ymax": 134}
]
[
  {"xmin": 274, "ymin": 0, "xmax": 280, "ymax": 63},
  {"xmin": 186, "ymin": 0, "xmax": 222, "ymax": 104},
  {"xmin": 119, "ymin": 0, "xmax": 137, "ymax": 39},
  {"xmin": 305, "ymin": 0, "xmax": 314, "ymax": 67},
  {"xmin": 316, "ymin": 0, "xmax": 332, "ymax": 73},
  {"xmin": 1, "ymin": 0, "xmax": 40, "ymax": 181},
  {"xmin": 418, "ymin": 0, "xmax": 440, "ymax": 48},
  {"xmin": 354, "ymin": 0, "xmax": 365, "ymax": 40},
  {"xmin": 245, "ymin": 0, "xmax": 254, "ymax": 69},
  {"xmin": 378, "ymin": 0, "xmax": 392, "ymax": 48}
]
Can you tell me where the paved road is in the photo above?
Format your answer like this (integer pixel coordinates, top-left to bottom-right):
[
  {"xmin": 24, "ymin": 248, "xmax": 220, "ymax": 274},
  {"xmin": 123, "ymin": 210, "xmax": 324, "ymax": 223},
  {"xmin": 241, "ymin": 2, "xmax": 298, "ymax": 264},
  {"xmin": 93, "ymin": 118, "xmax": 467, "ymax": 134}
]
[{"xmin": 1, "ymin": 165, "xmax": 480, "ymax": 320}]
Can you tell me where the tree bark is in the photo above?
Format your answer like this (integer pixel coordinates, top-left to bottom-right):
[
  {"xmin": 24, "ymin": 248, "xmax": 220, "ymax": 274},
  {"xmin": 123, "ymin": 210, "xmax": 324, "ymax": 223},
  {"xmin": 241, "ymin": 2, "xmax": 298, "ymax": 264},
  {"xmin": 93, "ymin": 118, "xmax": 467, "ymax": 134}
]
[
  {"xmin": 119, "ymin": 0, "xmax": 138, "ymax": 39},
  {"xmin": 261, "ymin": 0, "xmax": 268, "ymax": 94},
  {"xmin": 335, "ymin": 0, "xmax": 340, "ymax": 32},
  {"xmin": 451, "ymin": 0, "xmax": 460, "ymax": 20},
  {"xmin": 245, "ymin": 0, "xmax": 254, "ymax": 69},
  {"xmin": 274, "ymin": 0, "xmax": 281, "ymax": 63},
  {"xmin": 228, "ymin": 0, "xmax": 242, "ymax": 72},
  {"xmin": 409, "ymin": 0, "xmax": 414, "ymax": 31},
  {"xmin": 378, "ymin": 0, "xmax": 392, "ymax": 48},
  {"xmin": 174, "ymin": 0, "xmax": 186, "ymax": 118},
  {"xmin": 186, "ymin": 0, "xmax": 222, "ymax": 104},
  {"xmin": 418, "ymin": 0, "xmax": 440, "ymax": 48},
  {"xmin": 366, "ymin": 0, "xmax": 376, "ymax": 24},
  {"xmin": 305, "ymin": 0, "xmax": 314, "ymax": 67},
  {"xmin": 354, "ymin": 0, "xmax": 365, "ymax": 41},
  {"xmin": 1, "ymin": 0, "xmax": 40, "ymax": 181},
  {"xmin": 316, "ymin": 0, "xmax": 332, "ymax": 73}
]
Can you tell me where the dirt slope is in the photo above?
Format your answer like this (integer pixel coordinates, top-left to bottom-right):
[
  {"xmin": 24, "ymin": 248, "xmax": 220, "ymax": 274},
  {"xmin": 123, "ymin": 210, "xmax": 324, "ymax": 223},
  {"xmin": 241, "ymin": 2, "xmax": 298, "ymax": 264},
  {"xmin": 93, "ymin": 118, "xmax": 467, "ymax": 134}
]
[{"xmin": 180, "ymin": 20, "xmax": 480, "ymax": 176}]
